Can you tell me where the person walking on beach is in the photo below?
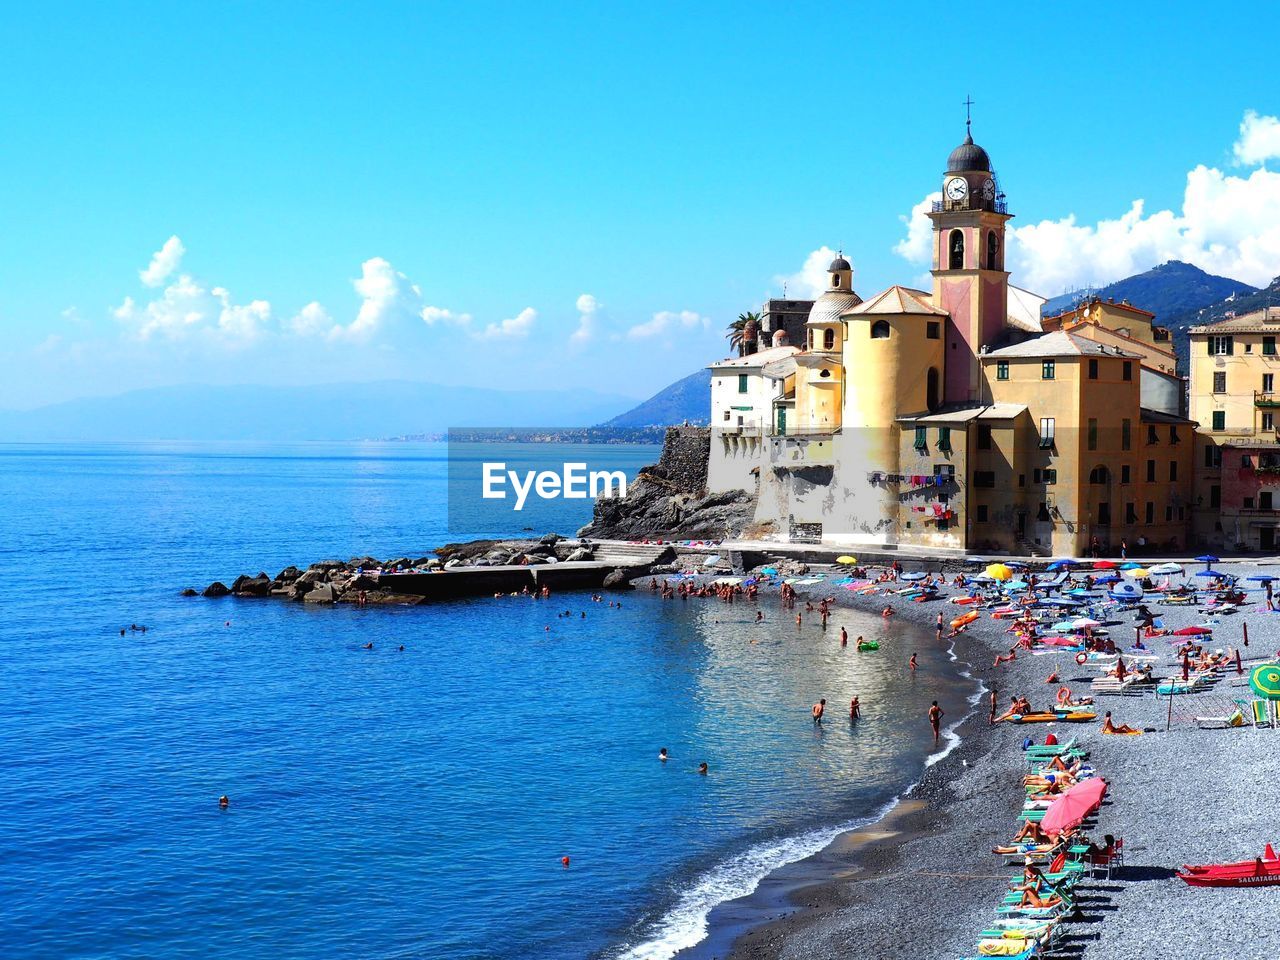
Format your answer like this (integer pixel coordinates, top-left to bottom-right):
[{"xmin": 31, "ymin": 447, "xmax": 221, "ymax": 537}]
[
  {"xmin": 936, "ymin": 613, "xmax": 944, "ymax": 641},
  {"xmin": 840, "ymin": 626, "xmax": 848, "ymax": 647},
  {"xmin": 989, "ymin": 689, "xmax": 998, "ymax": 726},
  {"xmin": 850, "ymin": 697, "xmax": 860, "ymax": 720},
  {"xmin": 928, "ymin": 701, "xmax": 944, "ymax": 744},
  {"xmin": 909, "ymin": 652, "xmax": 918, "ymax": 674},
  {"xmin": 812, "ymin": 698, "xmax": 826, "ymax": 725}
]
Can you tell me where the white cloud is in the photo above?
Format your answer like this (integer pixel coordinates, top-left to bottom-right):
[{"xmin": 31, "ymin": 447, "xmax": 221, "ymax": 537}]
[
  {"xmin": 478, "ymin": 306, "xmax": 537, "ymax": 340},
  {"xmin": 213, "ymin": 287, "xmax": 271, "ymax": 342},
  {"xmin": 421, "ymin": 305, "xmax": 473, "ymax": 327},
  {"xmin": 895, "ymin": 113, "xmax": 1280, "ymax": 295},
  {"xmin": 339, "ymin": 256, "xmax": 424, "ymax": 341},
  {"xmin": 773, "ymin": 246, "xmax": 847, "ymax": 299},
  {"xmin": 288, "ymin": 301, "xmax": 335, "ymax": 337},
  {"xmin": 112, "ymin": 296, "xmax": 137, "ymax": 321},
  {"xmin": 569, "ymin": 293, "xmax": 601, "ymax": 345},
  {"xmin": 1234, "ymin": 110, "xmax": 1280, "ymax": 166},
  {"xmin": 139, "ymin": 235, "xmax": 186, "ymax": 288},
  {"xmin": 626, "ymin": 309, "xmax": 709, "ymax": 340}
]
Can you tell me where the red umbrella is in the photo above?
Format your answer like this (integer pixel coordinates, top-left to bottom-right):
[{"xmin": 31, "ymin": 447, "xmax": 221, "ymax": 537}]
[
  {"xmin": 1174, "ymin": 626, "xmax": 1213, "ymax": 636},
  {"xmin": 1093, "ymin": 560, "xmax": 1117, "ymax": 570},
  {"xmin": 1042, "ymin": 778, "xmax": 1108, "ymax": 835}
]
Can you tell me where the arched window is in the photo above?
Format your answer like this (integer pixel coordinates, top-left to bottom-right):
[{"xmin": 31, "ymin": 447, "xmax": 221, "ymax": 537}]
[
  {"xmin": 1089, "ymin": 466, "xmax": 1110, "ymax": 485},
  {"xmin": 926, "ymin": 367, "xmax": 940, "ymax": 411},
  {"xmin": 832, "ymin": 274, "xmax": 841, "ymax": 288},
  {"xmin": 986, "ymin": 231, "xmax": 999, "ymax": 270},
  {"xmin": 823, "ymin": 328, "xmax": 835, "ymax": 350},
  {"xmin": 871, "ymin": 320, "xmax": 891, "ymax": 339},
  {"xmin": 773, "ymin": 329, "xmax": 788, "ymax": 347},
  {"xmin": 949, "ymin": 229, "xmax": 964, "ymax": 269}
]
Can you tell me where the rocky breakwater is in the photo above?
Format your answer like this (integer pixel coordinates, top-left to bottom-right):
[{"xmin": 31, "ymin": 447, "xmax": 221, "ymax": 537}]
[
  {"xmin": 194, "ymin": 534, "xmax": 676, "ymax": 604},
  {"xmin": 578, "ymin": 426, "xmax": 754, "ymax": 541}
]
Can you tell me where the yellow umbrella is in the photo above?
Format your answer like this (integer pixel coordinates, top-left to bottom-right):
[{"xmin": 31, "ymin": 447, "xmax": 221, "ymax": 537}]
[
  {"xmin": 836, "ymin": 555, "xmax": 857, "ymax": 565},
  {"xmin": 1122, "ymin": 567, "xmax": 1150, "ymax": 579},
  {"xmin": 986, "ymin": 563, "xmax": 1013, "ymax": 581}
]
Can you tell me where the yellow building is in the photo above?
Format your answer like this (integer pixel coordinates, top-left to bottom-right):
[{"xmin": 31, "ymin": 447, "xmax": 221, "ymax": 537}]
[{"xmin": 1189, "ymin": 306, "xmax": 1280, "ymax": 550}]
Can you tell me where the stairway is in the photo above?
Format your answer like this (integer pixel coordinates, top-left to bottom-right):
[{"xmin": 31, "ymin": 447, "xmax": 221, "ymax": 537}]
[{"xmin": 590, "ymin": 542, "xmax": 676, "ymax": 567}]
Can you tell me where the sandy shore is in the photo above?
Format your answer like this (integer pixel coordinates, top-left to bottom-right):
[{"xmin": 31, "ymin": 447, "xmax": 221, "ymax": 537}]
[{"xmin": 670, "ymin": 557, "xmax": 1280, "ymax": 960}]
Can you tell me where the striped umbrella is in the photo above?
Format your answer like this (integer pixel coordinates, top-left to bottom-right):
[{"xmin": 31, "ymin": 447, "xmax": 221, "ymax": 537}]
[{"xmin": 1249, "ymin": 663, "xmax": 1280, "ymax": 701}]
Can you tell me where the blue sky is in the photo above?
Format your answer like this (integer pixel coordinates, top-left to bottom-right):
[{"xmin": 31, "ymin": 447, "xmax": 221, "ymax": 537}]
[{"xmin": 2, "ymin": 2, "xmax": 1279, "ymax": 408}]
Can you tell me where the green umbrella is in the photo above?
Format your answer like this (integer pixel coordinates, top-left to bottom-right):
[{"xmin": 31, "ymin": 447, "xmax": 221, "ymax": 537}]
[{"xmin": 1249, "ymin": 663, "xmax": 1280, "ymax": 700}]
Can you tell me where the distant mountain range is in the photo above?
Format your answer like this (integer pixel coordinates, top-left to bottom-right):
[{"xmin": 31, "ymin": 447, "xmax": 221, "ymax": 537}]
[
  {"xmin": 0, "ymin": 381, "xmax": 639, "ymax": 442},
  {"xmin": 1040, "ymin": 260, "xmax": 1257, "ymax": 323},
  {"xmin": 603, "ymin": 368, "xmax": 712, "ymax": 427}
]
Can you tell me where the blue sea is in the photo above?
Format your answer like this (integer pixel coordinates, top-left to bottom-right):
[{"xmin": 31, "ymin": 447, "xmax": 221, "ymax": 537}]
[{"xmin": 0, "ymin": 442, "xmax": 977, "ymax": 960}]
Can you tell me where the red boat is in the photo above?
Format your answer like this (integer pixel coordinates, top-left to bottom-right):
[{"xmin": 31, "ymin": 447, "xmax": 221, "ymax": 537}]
[{"xmin": 1179, "ymin": 844, "xmax": 1280, "ymax": 887}]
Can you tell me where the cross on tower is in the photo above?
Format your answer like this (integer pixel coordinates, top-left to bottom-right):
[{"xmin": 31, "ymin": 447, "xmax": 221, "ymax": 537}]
[{"xmin": 963, "ymin": 95, "xmax": 975, "ymax": 135}]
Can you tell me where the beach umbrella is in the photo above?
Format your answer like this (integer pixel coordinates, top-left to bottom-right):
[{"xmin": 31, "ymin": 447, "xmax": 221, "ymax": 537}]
[
  {"xmin": 1072, "ymin": 617, "xmax": 1102, "ymax": 629},
  {"xmin": 1094, "ymin": 560, "xmax": 1117, "ymax": 570},
  {"xmin": 1121, "ymin": 567, "xmax": 1150, "ymax": 579},
  {"xmin": 1247, "ymin": 574, "xmax": 1276, "ymax": 582},
  {"xmin": 965, "ymin": 556, "xmax": 989, "ymax": 564},
  {"xmin": 1040, "ymin": 597, "xmax": 1081, "ymax": 607},
  {"xmin": 1050, "ymin": 620, "xmax": 1076, "ymax": 632},
  {"xmin": 1249, "ymin": 663, "xmax": 1280, "ymax": 700},
  {"xmin": 702, "ymin": 555, "xmax": 723, "ymax": 567},
  {"xmin": 1196, "ymin": 554, "xmax": 1220, "ymax": 567},
  {"xmin": 1194, "ymin": 570, "xmax": 1224, "ymax": 578},
  {"xmin": 1110, "ymin": 582, "xmax": 1143, "ymax": 600},
  {"xmin": 900, "ymin": 571, "xmax": 927, "ymax": 581},
  {"xmin": 1149, "ymin": 563, "xmax": 1183, "ymax": 575},
  {"xmin": 1042, "ymin": 634, "xmax": 1085, "ymax": 646},
  {"xmin": 836, "ymin": 555, "xmax": 857, "ymax": 565},
  {"xmin": 1173, "ymin": 626, "xmax": 1213, "ymax": 636},
  {"xmin": 1042, "ymin": 778, "xmax": 1108, "ymax": 835},
  {"xmin": 971, "ymin": 574, "xmax": 997, "ymax": 583},
  {"xmin": 986, "ymin": 563, "xmax": 1013, "ymax": 581},
  {"xmin": 761, "ymin": 566, "xmax": 778, "ymax": 576},
  {"xmin": 1119, "ymin": 562, "xmax": 1144, "ymax": 570},
  {"xmin": 1005, "ymin": 580, "xmax": 1030, "ymax": 591},
  {"xmin": 1066, "ymin": 587, "xmax": 1098, "ymax": 596},
  {"xmin": 1093, "ymin": 574, "xmax": 1120, "ymax": 584},
  {"xmin": 1047, "ymin": 560, "xmax": 1073, "ymax": 571},
  {"xmin": 1005, "ymin": 561, "xmax": 1028, "ymax": 569}
]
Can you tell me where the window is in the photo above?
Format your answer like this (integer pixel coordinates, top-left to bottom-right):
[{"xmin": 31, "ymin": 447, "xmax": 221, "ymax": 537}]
[
  {"xmin": 1122, "ymin": 418, "xmax": 1131, "ymax": 451},
  {"xmin": 976, "ymin": 504, "xmax": 989, "ymax": 522},
  {"xmin": 1166, "ymin": 505, "xmax": 1174, "ymax": 522},
  {"xmin": 1264, "ymin": 492, "xmax": 1275, "ymax": 510},
  {"xmin": 1044, "ymin": 468, "xmax": 1057, "ymax": 484},
  {"xmin": 871, "ymin": 320, "xmax": 891, "ymax": 339},
  {"xmin": 1038, "ymin": 417, "xmax": 1055, "ymax": 449},
  {"xmin": 1098, "ymin": 503, "xmax": 1111, "ymax": 524},
  {"xmin": 1125, "ymin": 503, "xmax": 1138, "ymax": 523},
  {"xmin": 1042, "ymin": 360, "xmax": 1056, "ymax": 380},
  {"xmin": 949, "ymin": 229, "xmax": 964, "ymax": 269},
  {"xmin": 823, "ymin": 328, "xmax": 835, "ymax": 350},
  {"xmin": 914, "ymin": 426, "xmax": 927, "ymax": 450},
  {"xmin": 1243, "ymin": 455, "xmax": 1254, "ymax": 468},
  {"xmin": 1266, "ymin": 337, "xmax": 1277, "ymax": 356},
  {"xmin": 1210, "ymin": 485, "xmax": 1221, "ymax": 508},
  {"xmin": 1145, "ymin": 502, "xmax": 1155, "ymax": 524},
  {"xmin": 927, "ymin": 321, "xmax": 940, "ymax": 340},
  {"xmin": 927, "ymin": 367, "xmax": 940, "ymax": 412},
  {"xmin": 1209, "ymin": 335, "xmax": 1234, "ymax": 356},
  {"xmin": 1204, "ymin": 444, "xmax": 1221, "ymax": 468},
  {"xmin": 1089, "ymin": 466, "xmax": 1109, "ymax": 485},
  {"xmin": 1087, "ymin": 418, "xmax": 1098, "ymax": 451},
  {"xmin": 974, "ymin": 470, "xmax": 996, "ymax": 488},
  {"xmin": 1147, "ymin": 425, "xmax": 1159, "ymax": 444},
  {"xmin": 1213, "ymin": 371, "xmax": 1226, "ymax": 393},
  {"xmin": 1123, "ymin": 361, "xmax": 1132, "ymax": 381},
  {"xmin": 986, "ymin": 231, "xmax": 999, "ymax": 270},
  {"xmin": 1169, "ymin": 460, "xmax": 1178, "ymax": 481},
  {"xmin": 1245, "ymin": 496, "xmax": 1255, "ymax": 509},
  {"xmin": 1266, "ymin": 374, "xmax": 1276, "ymax": 394},
  {"xmin": 723, "ymin": 410, "xmax": 731, "ymax": 421},
  {"xmin": 1121, "ymin": 465, "xmax": 1131, "ymax": 484},
  {"xmin": 738, "ymin": 374, "xmax": 748, "ymax": 393},
  {"xmin": 978, "ymin": 425, "xmax": 992, "ymax": 450},
  {"xmin": 1169, "ymin": 426, "xmax": 1179, "ymax": 444},
  {"xmin": 937, "ymin": 427, "xmax": 951, "ymax": 451},
  {"xmin": 996, "ymin": 361, "xmax": 1009, "ymax": 381},
  {"xmin": 1265, "ymin": 413, "xmax": 1275, "ymax": 431},
  {"xmin": 1212, "ymin": 411, "xmax": 1226, "ymax": 431},
  {"xmin": 832, "ymin": 274, "xmax": 841, "ymax": 288},
  {"xmin": 1146, "ymin": 459, "xmax": 1156, "ymax": 482},
  {"xmin": 1088, "ymin": 358, "xmax": 1098, "ymax": 380},
  {"xmin": 1018, "ymin": 473, "xmax": 1025, "ymax": 487},
  {"xmin": 1033, "ymin": 468, "xmax": 1041, "ymax": 483},
  {"xmin": 819, "ymin": 368, "xmax": 831, "ymax": 379}
]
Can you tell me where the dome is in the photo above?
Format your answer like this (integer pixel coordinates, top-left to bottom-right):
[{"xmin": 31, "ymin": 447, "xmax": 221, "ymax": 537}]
[
  {"xmin": 946, "ymin": 134, "xmax": 990, "ymax": 173},
  {"xmin": 807, "ymin": 290, "xmax": 862, "ymax": 326},
  {"xmin": 828, "ymin": 255, "xmax": 852, "ymax": 272}
]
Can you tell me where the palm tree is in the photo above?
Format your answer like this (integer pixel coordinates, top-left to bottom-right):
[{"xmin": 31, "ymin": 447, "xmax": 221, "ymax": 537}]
[{"xmin": 727, "ymin": 311, "xmax": 760, "ymax": 353}]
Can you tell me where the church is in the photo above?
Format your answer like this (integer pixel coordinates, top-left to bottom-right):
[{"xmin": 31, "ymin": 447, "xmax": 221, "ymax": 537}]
[{"xmin": 707, "ymin": 125, "xmax": 1195, "ymax": 557}]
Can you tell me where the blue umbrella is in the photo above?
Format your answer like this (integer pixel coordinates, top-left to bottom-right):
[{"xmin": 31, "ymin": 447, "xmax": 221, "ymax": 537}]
[
  {"xmin": 1195, "ymin": 555, "xmax": 1220, "ymax": 563},
  {"xmin": 1248, "ymin": 575, "xmax": 1276, "ymax": 582},
  {"xmin": 1047, "ymin": 560, "xmax": 1076, "ymax": 571},
  {"xmin": 1005, "ymin": 561, "xmax": 1028, "ymax": 569},
  {"xmin": 965, "ymin": 556, "xmax": 989, "ymax": 565},
  {"xmin": 1040, "ymin": 597, "xmax": 1081, "ymax": 607},
  {"xmin": 900, "ymin": 571, "xmax": 927, "ymax": 581},
  {"xmin": 1119, "ymin": 562, "xmax": 1144, "ymax": 570},
  {"xmin": 1094, "ymin": 574, "xmax": 1120, "ymax": 584},
  {"xmin": 761, "ymin": 567, "xmax": 779, "ymax": 576},
  {"xmin": 1195, "ymin": 569, "xmax": 1224, "ymax": 578},
  {"xmin": 1066, "ymin": 587, "xmax": 1098, "ymax": 596}
]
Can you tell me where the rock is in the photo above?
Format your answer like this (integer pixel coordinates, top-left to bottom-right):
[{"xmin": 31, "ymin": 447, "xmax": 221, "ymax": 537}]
[
  {"xmin": 348, "ymin": 556, "xmax": 381, "ymax": 569},
  {"xmin": 603, "ymin": 569, "xmax": 634, "ymax": 590},
  {"xmin": 311, "ymin": 559, "xmax": 347, "ymax": 572},
  {"xmin": 274, "ymin": 565, "xmax": 302, "ymax": 583},
  {"xmin": 413, "ymin": 556, "xmax": 434, "ymax": 566},
  {"xmin": 303, "ymin": 584, "xmax": 338, "ymax": 604},
  {"xmin": 202, "ymin": 581, "xmax": 231, "ymax": 598},
  {"xmin": 233, "ymin": 573, "xmax": 272, "ymax": 597},
  {"xmin": 444, "ymin": 558, "xmax": 465, "ymax": 569},
  {"xmin": 522, "ymin": 554, "xmax": 549, "ymax": 564},
  {"xmin": 539, "ymin": 533, "xmax": 563, "ymax": 545},
  {"xmin": 348, "ymin": 574, "xmax": 379, "ymax": 592},
  {"xmin": 295, "ymin": 569, "xmax": 326, "ymax": 588},
  {"xmin": 180, "ymin": 588, "xmax": 198, "ymax": 597},
  {"xmin": 425, "ymin": 559, "xmax": 443, "ymax": 570},
  {"xmin": 565, "ymin": 547, "xmax": 593, "ymax": 562}
]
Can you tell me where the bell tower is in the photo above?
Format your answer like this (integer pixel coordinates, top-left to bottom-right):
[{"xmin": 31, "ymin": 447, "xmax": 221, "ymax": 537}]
[{"xmin": 927, "ymin": 106, "xmax": 1012, "ymax": 404}]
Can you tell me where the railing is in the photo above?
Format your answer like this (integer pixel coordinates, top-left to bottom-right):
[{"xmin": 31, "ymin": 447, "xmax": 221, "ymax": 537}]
[
  {"xmin": 714, "ymin": 424, "xmax": 767, "ymax": 438},
  {"xmin": 772, "ymin": 424, "xmax": 840, "ymax": 438},
  {"xmin": 1256, "ymin": 392, "xmax": 1280, "ymax": 407},
  {"xmin": 931, "ymin": 197, "xmax": 1008, "ymax": 215}
]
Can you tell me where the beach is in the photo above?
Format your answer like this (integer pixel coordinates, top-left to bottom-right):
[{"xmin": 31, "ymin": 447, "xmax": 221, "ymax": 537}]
[{"xmin": 661, "ymin": 557, "xmax": 1280, "ymax": 960}]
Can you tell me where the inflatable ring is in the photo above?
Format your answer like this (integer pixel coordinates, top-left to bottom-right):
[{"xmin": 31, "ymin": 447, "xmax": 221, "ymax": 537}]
[
  {"xmin": 1057, "ymin": 685, "xmax": 1072, "ymax": 703},
  {"xmin": 1075, "ymin": 652, "xmax": 1088, "ymax": 665}
]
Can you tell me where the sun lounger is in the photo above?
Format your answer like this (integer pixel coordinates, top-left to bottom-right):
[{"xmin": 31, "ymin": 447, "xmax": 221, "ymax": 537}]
[
  {"xmin": 1195, "ymin": 703, "xmax": 1246, "ymax": 729},
  {"xmin": 1251, "ymin": 700, "xmax": 1274, "ymax": 729}
]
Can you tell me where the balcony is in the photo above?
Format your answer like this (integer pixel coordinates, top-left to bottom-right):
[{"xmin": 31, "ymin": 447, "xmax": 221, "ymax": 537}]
[
  {"xmin": 931, "ymin": 197, "xmax": 1008, "ymax": 215},
  {"xmin": 1256, "ymin": 392, "xmax": 1280, "ymax": 407}
]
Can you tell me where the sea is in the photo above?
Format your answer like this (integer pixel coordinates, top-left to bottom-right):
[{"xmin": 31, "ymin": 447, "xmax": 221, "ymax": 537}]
[{"xmin": 0, "ymin": 442, "xmax": 978, "ymax": 960}]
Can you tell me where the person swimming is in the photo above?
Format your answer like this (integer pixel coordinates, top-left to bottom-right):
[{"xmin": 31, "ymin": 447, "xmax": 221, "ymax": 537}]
[
  {"xmin": 658, "ymin": 748, "xmax": 668, "ymax": 762},
  {"xmin": 218, "ymin": 795, "xmax": 229, "ymax": 809},
  {"xmin": 697, "ymin": 762, "xmax": 708, "ymax": 775},
  {"xmin": 812, "ymin": 698, "xmax": 826, "ymax": 724}
]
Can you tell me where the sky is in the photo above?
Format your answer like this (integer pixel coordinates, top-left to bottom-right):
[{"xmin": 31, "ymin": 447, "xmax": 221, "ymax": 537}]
[{"xmin": 2, "ymin": 2, "xmax": 1280, "ymax": 409}]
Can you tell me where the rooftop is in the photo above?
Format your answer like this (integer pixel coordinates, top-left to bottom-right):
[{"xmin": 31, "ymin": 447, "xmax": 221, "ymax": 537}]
[
  {"xmin": 897, "ymin": 402, "xmax": 1028, "ymax": 425},
  {"xmin": 707, "ymin": 344, "xmax": 799, "ymax": 370},
  {"xmin": 807, "ymin": 290, "xmax": 863, "ymax": 326},
  {"xmin": 844, "ymin": 285, "xmax": 946, "ymax": 317},
  {"xmin": 1189, "ymin": 306, "xmax": 1280, "ymax": 334},
  {"xmin": 982, "ymin": 330, "xmax": 1142, "ymax": 361}
]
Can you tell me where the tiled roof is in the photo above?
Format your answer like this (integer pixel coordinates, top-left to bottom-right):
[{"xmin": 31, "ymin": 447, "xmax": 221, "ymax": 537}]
[
  {"xmin": 707, "ymin": 345, "xmax": 799, "ymax": 370},
  {"xmin": 806, "ymin": 290, "xmax": 864, "ymax": 326},
  {"xmin": 897, "ymin": 402, "xmax": 1028, "ymax": 424},
  {"xmin": 1189, "ymin": 307, "xmax": 1280, "ymax": 334},
  {"xmin": 983, "ymin": 330, "xmax": 1142, "ymax": 360},
  {"xmin": 844, "ymin": 285, "xmax": 947, "ymax": 317}
]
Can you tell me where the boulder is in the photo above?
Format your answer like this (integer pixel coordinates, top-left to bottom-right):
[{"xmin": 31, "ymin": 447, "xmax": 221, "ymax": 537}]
[
  {"xmin": 311, "ymin": 559, "xmax": 347, "ymax": 572},
  {"xmin": 522, "ymin": 554, "xmax": 549, "ymax": 565},
  {"xmin": 444, "ymin": 558, "xmax": 465, "ymax": 569},
  {"xmin": 233, "ymin": 574, "xmax": 272, "ymax": 597},
  {"xmin": 565, "ymin": 547, "xmax": 593, "ymax": 562},
  {"xmin": 413, "ymin": 556, "xmax": 434, "ymax": 566},
  {"xmin": 348, "ymin": 556, "xmax": 381, "ymax": 570},
  {"xmin": 202, "ymin": 581, "xmax": 231, "ymax": 598},
  {"xmin": 303, "ymin": 584, "xmax": 338, "ymax": 604},
  {"xmin": 180, "ymin": 588, "xmax": 198, "ymax": 597},
  {"xmin": 603, "ymin": 569, "xmax": 634, "ymax": 590},
  {"xmin": 295, "ymin": 569, "xmax": 326, "ymax": 588},
  {"xmin": 539, "ymin": 533, "xmax": 563, "ymax": 546},
  {"xmin": 274, "ymin": 565, "xmax": 303, "ymax": 583},
  {"xmin": 348, "ymin": 574, "xmax": 379, "ymax": 592}
]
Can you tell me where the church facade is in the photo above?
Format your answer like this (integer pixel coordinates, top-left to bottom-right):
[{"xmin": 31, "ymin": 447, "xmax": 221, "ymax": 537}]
[{"xmin": 707, "ymin": 129, "xmax": 1195, "ymax": 556}]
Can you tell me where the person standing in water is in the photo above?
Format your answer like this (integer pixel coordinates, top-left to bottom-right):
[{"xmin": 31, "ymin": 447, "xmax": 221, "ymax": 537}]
[
  {"xmin": 936, "ymin": 612, "xmax": 944, "ymax": 640},
  {"xmin": 812, "ymin": 698, "xmax": 826, "ymax": 724},
  {"xmin": 850, "ymin": 696, "xmax": 860, "ymax": 720},
  {"xmin": 840, "ymin": 627, "xmax": 848, "ymax": 647},
  {"xmin": 909, "ymin": 652, "xmax": 918, "ymax": 674},
  {"xmin": 928, "ymin": 701, "xmax": 944, "ymax": 744}
]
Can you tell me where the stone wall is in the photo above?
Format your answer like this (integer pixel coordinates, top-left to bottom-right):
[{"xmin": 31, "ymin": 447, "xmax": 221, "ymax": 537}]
[{"xmin": 656, "ymin": 426, "xmax": 710, "ymax": 494}]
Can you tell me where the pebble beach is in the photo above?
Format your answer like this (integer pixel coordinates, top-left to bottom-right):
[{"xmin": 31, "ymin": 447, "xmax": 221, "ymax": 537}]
[{"xmin": 665, "ymin": 555, "xmax": 1280, "ymax": 960}]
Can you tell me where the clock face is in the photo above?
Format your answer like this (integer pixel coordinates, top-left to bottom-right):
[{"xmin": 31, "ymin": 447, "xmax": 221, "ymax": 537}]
[
  {"xmin": 982, "ymin": 178, "xmax": 995, "ymax": 199},
  {"xmin": 946, "ymin": 177, "xmax": 968, "ymax": 201}
]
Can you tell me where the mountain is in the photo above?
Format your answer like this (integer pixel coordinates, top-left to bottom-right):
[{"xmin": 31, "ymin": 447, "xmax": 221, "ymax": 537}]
[
  {"xmin": 0, "ymin": 381, "xmax": 639, "ymax": 442},
  {"xmin": 603, "ymin": 369, "xmax": 712, "ymax": 427},
  {"xmin": 1164, "ymin": 272, "xmax": 1280, "ymax": 331},
  {"xmin": 1041, "ymin": 261, "xmax": 1257, "ymax": 322}
]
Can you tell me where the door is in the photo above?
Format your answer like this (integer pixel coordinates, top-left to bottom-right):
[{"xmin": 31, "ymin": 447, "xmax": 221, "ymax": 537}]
[
  {"xmin": 1262, "ymin": 527, "xmax": 1276, "ymax": 551},
  {"xmin": 777, "ymin": 408, "xmax": 787, "ymax": 436}
]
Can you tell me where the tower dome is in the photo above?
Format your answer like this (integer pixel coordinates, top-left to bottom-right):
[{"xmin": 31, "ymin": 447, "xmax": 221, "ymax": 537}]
[
  {"xmin": 946, "ymin": 133, "xmax": 990, "ymax": 173},
  {"xmin": 827, "ymin": 254, "xmax": 852, "ymax": 272}
]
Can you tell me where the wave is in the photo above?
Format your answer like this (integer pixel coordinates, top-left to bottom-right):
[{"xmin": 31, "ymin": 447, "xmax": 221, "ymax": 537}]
[{"xmin": 608, "ymin": 797, "xmax": 901, "ymax": 960}]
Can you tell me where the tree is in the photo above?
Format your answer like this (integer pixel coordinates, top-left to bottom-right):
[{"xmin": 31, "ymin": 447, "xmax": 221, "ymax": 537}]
[{"xmin": 727, "ymin": 311, "xmax": 760, "ymax": 353}]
